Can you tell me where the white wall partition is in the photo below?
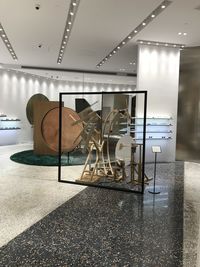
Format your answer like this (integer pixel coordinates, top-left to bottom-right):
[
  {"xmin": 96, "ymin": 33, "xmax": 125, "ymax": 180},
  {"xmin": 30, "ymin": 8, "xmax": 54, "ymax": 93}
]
[
  {"xmin": 137, "ymin": 45, "xmax": 180, "ymax": 162},
  {"xmin": 0, "ymin": 69, "xmax": 135, "ymax": 144}
]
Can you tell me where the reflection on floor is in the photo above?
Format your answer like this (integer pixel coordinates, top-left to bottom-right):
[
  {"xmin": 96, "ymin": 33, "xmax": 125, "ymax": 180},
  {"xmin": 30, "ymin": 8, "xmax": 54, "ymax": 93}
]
[
  {"xmin": 0, "ymin": 162, "xmax": 185, "ymax": 266},
  {"xmin": 0, "ymin": 144, "xmax": 85, "ymax": 247}
]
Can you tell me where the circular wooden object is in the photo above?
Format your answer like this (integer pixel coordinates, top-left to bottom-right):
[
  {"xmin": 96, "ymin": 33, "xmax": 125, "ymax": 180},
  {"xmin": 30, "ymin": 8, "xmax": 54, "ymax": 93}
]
[
  {"xmin": 115, "ymin": 136, "xmax": 136, "ymax": 166},
  {"xmin": 41, "ymin": 107, "xmax": 83, "ymax": 152},
  {"xmin": 26, "ymin": 94, "xmax": 49, "ymax": 125}
]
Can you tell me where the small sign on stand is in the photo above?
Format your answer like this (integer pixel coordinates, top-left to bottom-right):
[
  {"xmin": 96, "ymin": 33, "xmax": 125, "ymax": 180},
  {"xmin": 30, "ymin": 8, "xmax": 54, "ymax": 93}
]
[{"xmin": 148, "ymin": 146, "xmax": 161, "ymax": 194}]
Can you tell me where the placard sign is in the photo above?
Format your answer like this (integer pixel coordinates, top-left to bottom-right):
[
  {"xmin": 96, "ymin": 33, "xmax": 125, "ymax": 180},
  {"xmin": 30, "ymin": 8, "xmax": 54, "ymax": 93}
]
[{"xmin": 152, "ymin": 146, "xmax": 161, "ymax": 153}]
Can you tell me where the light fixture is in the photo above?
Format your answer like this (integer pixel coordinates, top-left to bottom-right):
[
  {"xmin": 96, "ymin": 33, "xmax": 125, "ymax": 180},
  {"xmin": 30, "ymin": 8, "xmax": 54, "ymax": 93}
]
[
  {"xmin": 117, "ymin": 46, "xmax": 120, "ymax": 49},
  {"xmin": 183, "ymin": 32, "xmax": 187, "ymax": 36},
  {"xmin": 0, "ymin": 23, "xmax": 18, "ymax": 60},
  {"xmin": 57, "ymin": 0, "xmax": 80, "ymax": 64},
  {"xmin": 178, "ymin": 32, "xmax": 182, "ymax": 35},
  {"xmin": 96, "ymin": 0, "xmax": 172, "ymax": 68},
  {"xmin": 137, "ymin": 39, "xmax": 185, "ymax": 49}
]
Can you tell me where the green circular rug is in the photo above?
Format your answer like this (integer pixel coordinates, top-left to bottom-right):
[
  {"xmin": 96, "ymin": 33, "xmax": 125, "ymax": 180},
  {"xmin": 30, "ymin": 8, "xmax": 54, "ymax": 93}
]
[{"xmin": 10, "ymin": 149, "xmax": 91, "ymax": 166}]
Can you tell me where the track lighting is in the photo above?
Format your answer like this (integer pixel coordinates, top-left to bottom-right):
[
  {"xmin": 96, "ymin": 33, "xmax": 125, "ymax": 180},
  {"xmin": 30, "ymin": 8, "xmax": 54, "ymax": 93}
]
[
  {"xmin": 137, "ymin": 39, "xmax": 185, "ymax": 49},
  {"xmin": 57, "ymin": 0, "xmax": 80, "ymax": 64},
  {"xmin": 96, "ymin": 0, "xmax": 172, "ymax": 68},
  {"xmin": 0, "ymin": 23, "xmax": 18, "ymax": 60}
]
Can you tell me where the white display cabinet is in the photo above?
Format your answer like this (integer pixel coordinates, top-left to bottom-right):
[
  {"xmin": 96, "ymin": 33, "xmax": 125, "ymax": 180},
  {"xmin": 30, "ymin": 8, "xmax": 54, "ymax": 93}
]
[{"xmin": 0, "ymin": 114, "xmax": 21, "ymax": 145}]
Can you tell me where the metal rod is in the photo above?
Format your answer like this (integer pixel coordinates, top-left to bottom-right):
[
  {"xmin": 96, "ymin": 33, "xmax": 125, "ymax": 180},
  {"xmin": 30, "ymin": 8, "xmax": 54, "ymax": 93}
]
[{"xmin": 58, "ymin": 93, "xmax": 62, "ymax": 182}]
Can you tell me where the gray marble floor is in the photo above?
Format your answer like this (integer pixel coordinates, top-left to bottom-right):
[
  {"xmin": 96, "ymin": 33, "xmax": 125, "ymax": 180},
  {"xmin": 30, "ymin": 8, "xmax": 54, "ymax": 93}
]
[
  {"xmin": 184, "ymin": 162, "xmax": 200, "ymax": 267},
  {"xmin": 0, "ymin": 143, "xmax": 85, "ymax": 247}
]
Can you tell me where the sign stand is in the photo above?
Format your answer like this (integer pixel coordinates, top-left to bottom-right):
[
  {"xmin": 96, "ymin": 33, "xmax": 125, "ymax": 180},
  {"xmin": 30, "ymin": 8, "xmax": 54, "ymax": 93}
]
[{"xmin": 148, "ymin": 146, "xmax": 161, "ymax": 194}]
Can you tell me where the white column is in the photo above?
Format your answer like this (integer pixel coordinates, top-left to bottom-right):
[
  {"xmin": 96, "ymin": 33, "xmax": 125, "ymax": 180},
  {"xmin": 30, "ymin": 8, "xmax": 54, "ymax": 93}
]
[{"xmin": 137, "ymin": 44, "xmax": 180, "ymax": 162}]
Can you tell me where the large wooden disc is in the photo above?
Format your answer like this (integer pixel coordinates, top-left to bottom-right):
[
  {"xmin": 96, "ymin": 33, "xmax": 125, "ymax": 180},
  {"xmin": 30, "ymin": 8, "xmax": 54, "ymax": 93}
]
[
  {"xmin": 26, "ymin": 94, "xmax": 49, "ymax": 125},
  {"xmin": 41, "ymin": 107, "xmax": 83, "ymax": 152}
]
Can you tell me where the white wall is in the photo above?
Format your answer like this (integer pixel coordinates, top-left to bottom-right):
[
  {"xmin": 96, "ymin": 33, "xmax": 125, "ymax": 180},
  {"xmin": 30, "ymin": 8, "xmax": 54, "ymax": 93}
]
[
  {"xmin": 137, "ymin": 45, "xmax": 180, "ymax": 162},
  {"xmin": 0, "ymin": 69, "xmax": 135, "ymax": 144}
]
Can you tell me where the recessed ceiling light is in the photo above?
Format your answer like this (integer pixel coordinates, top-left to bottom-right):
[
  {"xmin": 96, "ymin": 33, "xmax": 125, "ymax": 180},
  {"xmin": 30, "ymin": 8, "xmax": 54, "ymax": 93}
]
[
  {"xmin": 2, "ymin": 34, "xmax": 5, "ymax": 37},
  {"xmin": 173, "ymin": 44, "xmax": 177, "ymax": 47},
  {"xmin": 165, "ymin": 43, "xmax": 168, "ymax": 46},
  {"xmin": 130, "ymin": 62, "xmax": 133, "ymax": 65},
  {"xmin": 147, "ymin": 42, "xmax": 151, "ymax": 45},
  {"xmin": 63, "ymin": 41, "xmax": 66, "ymax": 44},
  {"xmin": 68, "ymin": 21, "xmax": 72, "ymax": 25},
  {"xmin": 66, "ymin": 29, "xmax": 70, "ymax": 32},
  {"xmin": 140, "ymin": 41, "xmax": 143, "ymax": 44},
  {"xmin": 72, "ymin": 2, "xmax": 77, "ymax": 6},
  {"xmin": 0, "ymin": 28, "xmax": 2, "ymax": 31},
  {"xmin": 156, "ymin": 43, "xmax": 159, "ymax": 45},
  {"xmin": 117, "ymin": 46, "xmax": 120, "ymax": 49},
  {"xmin": 183, "ymin": 32, "xmax": 187, "ymax": 36},
  {"xmin": 96, "ymin": 1, "xmax": 172, "ymax": 68},
  {"xmin": 58, "ymin": 62, "xmax": 61, "ymax": 64},
  {"xmin": 5, "ymin": 39, "xmax": 8, "ymax": 42},
  {"xmin": 64, "ymin": 35, "xmax": 68, "ymax": 38},
  {"xmin": 113, "ymin": 50, "xmax": 116, "ymax": 53},
  {"xmin": 70, "ymin": 12, "xmax": 74, "ymax": 16},
  {"xmin": 178, "ymin": 32, "xmax": 182, "ymax": 35}
]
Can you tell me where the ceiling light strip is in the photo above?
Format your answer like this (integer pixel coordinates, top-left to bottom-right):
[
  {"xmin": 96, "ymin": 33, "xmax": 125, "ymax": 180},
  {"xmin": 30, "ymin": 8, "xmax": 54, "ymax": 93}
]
[
  {"xmin": 0, "ymin": 23, "xmax": 18, "ymax": 61},
  {"xmin": 137, "ymin": 39, "xmax": 185, "ymax": 48},
  {"xmin": 57, "ymin": 0, "xmax": 80, "ymax": 64},
  {"xmin": 96, "ymin": 0, "xmax": 172, "ymax": 68}
]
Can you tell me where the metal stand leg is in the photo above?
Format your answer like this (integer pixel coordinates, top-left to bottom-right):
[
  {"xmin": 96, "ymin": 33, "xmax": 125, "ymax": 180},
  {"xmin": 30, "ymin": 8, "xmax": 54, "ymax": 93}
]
[{"xmin": 148, "ymin": 152, "xmax": 160, "ymax": 194}]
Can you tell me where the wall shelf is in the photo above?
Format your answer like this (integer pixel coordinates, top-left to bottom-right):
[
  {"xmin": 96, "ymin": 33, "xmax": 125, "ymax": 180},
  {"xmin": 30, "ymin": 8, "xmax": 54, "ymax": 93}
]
[{"xmin": 0, "ymin": 114, "xmax": 21, "ymax": 145}]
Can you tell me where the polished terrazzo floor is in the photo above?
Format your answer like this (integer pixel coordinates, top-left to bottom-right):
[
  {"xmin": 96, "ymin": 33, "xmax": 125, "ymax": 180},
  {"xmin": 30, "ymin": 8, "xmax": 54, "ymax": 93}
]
[
  {"xmin": 0, "ymin": 159, "xmax": 186, "ymax": 266},
  {"xmin": 0, "ymin": 144, "xmax": 200, "ymax": 266},
  {"xmin": 0, "ymin": 144, "xmax": 85, "ymax": 247}
]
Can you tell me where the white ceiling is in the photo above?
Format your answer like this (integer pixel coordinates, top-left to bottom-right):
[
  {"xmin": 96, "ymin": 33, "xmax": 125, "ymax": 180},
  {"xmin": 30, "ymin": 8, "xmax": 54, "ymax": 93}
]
[{"xmin": 0, "ymin": 0, "xmax": 200, "ymax": 74}]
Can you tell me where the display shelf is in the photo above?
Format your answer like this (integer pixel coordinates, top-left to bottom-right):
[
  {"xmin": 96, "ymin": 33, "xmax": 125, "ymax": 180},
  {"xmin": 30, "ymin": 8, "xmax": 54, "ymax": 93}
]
[
  {"xmin": 0, "ymin": 127, "xmax": 21, "ymax": 130},
  {"xmin": 134, "ymin": 137, "xmax": 172, "ymax": 140},
  {"xmin": 0, "ymin": 113, "xmax": 21, "ymax": 145},
  {"xmin": 120, "ymin": 116, "xmax": 173, "ymax": 141},
  {"xmin": 0, "ymin": 119, "xmax": 21, "ymax": 121},
  {"xmin": 120, "ymin": 129, "xmax": 172, "ymax": 134},
  {"xmin": 131, "ymin": 117, "xmax": 172, "ymax": 120}
]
